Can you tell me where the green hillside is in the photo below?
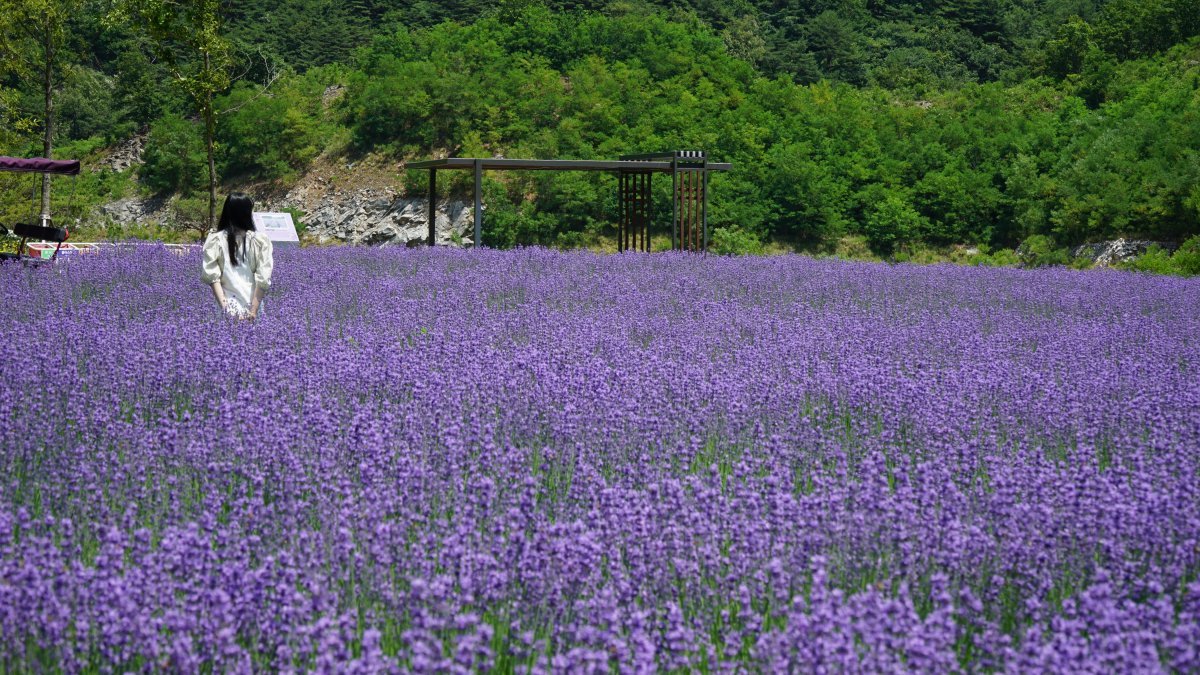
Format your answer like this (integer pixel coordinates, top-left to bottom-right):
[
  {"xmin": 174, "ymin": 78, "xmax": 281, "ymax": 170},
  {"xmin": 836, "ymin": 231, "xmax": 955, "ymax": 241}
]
[{"xmin": 2, "ymin": 0, "xmax": 1198, "ymax": 259}]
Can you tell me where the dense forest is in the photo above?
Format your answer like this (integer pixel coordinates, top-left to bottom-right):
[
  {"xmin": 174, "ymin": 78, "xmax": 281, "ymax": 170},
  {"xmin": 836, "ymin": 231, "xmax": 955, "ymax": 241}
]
[{"xmin": 1, "ymin": 0, "xmax": 1199, "ymax": 260}]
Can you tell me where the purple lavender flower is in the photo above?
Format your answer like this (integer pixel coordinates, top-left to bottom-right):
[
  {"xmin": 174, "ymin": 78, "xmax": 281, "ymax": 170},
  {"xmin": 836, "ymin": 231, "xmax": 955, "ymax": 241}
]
[{"xmin": 0, "ymin": 247, "xmax": 1197, "ymax": 671}]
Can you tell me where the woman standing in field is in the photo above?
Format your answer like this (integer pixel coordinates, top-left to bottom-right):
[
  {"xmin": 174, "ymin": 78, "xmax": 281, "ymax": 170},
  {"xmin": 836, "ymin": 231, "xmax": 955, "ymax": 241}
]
[{"xmin": 201, "ymin": 193, "xmax": 274, "ymax": 320}]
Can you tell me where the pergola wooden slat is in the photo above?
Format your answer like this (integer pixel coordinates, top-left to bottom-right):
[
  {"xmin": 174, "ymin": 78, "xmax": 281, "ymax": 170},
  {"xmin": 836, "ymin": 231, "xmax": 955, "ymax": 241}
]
[{"xmin": 408, "ymin": 152, "xmax": 731, "ymax": 251}]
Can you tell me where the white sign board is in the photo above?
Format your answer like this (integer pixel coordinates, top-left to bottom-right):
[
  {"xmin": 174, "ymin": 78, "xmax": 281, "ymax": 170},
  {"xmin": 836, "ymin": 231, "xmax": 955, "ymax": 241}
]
[{"xmin": 252, "ymin": 212, "xmax": 300, "ymax": 243}]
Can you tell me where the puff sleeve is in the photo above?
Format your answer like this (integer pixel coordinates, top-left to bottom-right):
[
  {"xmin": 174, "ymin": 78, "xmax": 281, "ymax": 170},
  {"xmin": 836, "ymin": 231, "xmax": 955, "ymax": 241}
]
[
  {"xmin": 201, "ymin": 232, "xmax": 223, "ymax": 285},
  {"xmin": 252, "ymin": 232, "xmax": 274, "ymax": 292}
]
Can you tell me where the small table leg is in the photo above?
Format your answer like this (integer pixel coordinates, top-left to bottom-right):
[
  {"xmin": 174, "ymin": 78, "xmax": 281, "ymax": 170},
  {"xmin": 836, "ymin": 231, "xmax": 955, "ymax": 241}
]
[
  {"xmin": 474, "ymin": 159, "xmax": 483, "ymax": 248},
  {"xmin": 428, "ymin": 169, "xmax": 437, "ymax": 246}
]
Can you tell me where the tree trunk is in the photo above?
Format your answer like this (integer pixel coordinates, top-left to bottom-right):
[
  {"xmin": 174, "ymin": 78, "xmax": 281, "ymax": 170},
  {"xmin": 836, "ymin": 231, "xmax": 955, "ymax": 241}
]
[
  {"xmin": 204, "ymin": 51, "xmax": 218, "ymax": 233},
  {"xmin": 39, "ymin": 18, "xmax": 54, "ymax": 227}
]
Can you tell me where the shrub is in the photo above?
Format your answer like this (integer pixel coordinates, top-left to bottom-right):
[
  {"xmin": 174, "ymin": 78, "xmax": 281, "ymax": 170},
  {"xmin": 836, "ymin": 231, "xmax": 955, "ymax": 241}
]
[
  {"xmin": 554, "ymin": 230, "xmax": 586, "ymax": 249},
  {"xmin": 1170, "ymin": 235, "xmax": 1200, "ymax": 276},
  {"xmin": 1124, "ymin": 237, "xmax": 1200, "ymax": 276},
  {"xmin": 1125, "ymin": 246, "xmax": 1176, "ymax": 275},
  {"xmin": 1017, "ymin": 235, "xmax": 1070, "ymax": 267},
  {"xmin": 863, "ymin": 192, "xmax": 924, "ymax": 254},
  {"xmin": 171, "ymin": 197, "xmax": 211, "ymax": 242},
  {"xmin": 710, "ymin": 227, "xmax": 764, "ymax": 256},
  {"xmin": 281, "ymin": 208, "xmax": 308, "ymax": 236},
  {"xmin": 891, "ymin": 244, "xmax": 945, "ymax": 265},
  {"xmin": 1068, "ymin": 255, "xmax": 1095, "ymax": 270},
  {"xmin": 140, "ymin": 114, "xmax": 207, "ymax": 195},
  {"xmin": 217, "ymin": 81, "xmax": 321, "ymax": 181},
  {"xmin": 832, "ymin": 235, "xmax": 880, "ymax": 261},
  {"xmin": 970, "ymin": 248, "xmax": 1019, "ymax": 267}
]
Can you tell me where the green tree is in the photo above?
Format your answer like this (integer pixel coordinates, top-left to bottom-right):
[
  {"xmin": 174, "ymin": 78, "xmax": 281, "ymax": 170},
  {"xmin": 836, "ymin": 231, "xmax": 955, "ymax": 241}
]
[
  {"xmin": 111, "ymin": 44, "xmax": 176, "ymax": 133},
  {"xmin": 1094, "ymin": 0, "xmax": 1200, "ymax": 60},
  {"xmin": 1041, "ymin": 16, "xmax": 1098, "ymax": 77},
  {"xmin": 862, "ymin": 188, "xmax": 925, "ymax": 254},
  {"xmin": 2, "ymin": 0, "xmax": 81, "ymax": 224},
  {"xmin": 1017, "ymin": 234, "xmax": 1069, "ymax": 267},
  {"xmin": 806, "ymin": 11, "xmax": 867, "ymax": 85},
  {"xmin": 55, "ymin": 65, "xmax": 119, "ymax": 141},
  {"xmin": 764, "ymin": 140, "xmax": 851, "ymax": 246},
  {"xmin": 0, "ymin": 9, "xmax": 35, "ymax": 148},
  {"xmin": 217, "ymin": 79, "xmax": 320, "ymax": 180},
  {"xmin": 1051, "ymin": 56, "xmax": 1200, "ymax": 242},
  {"xmin": 110, "ymin": 0, "xmax": 233, "ymax": 228},
  {"xmin": 721, "ymin": 15, "xmax": 767, "ymax": 66},
  {"xmin": 141, "ymin": 113, "xmax": 206, "ymax": 194}
]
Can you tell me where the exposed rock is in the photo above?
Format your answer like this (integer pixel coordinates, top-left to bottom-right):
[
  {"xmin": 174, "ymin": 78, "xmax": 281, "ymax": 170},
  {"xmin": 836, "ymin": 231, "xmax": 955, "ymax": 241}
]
[
  {"xmin": 99, "ymin": 196, "xmax": 169, "ymax": 225},
  {"xmin": 97, "ymin": 186, "xmax": 473, "ymax": 248},
  {"xmin": 1070, "ymin": 239, "xmax": 1178, "ymax": 267},
  {"xmin": 99, "ymin": 134, "xmax": 146, "ymax": 172},
  {"xmin": 321, "ymin": 85, "xmax": 345, "ymax": 109},
  {"xmin": 93, "ymin": 136, "xmax": 475, "ymax": 245},
  {"xmin": 286, "ymin": 189, "xmax": 475, "ymax": 246}
]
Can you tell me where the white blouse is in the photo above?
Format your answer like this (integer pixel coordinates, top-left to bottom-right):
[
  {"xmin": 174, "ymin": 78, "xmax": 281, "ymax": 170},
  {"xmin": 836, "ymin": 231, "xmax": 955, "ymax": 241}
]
[{"xmin": 201, "ymin": 230, "xmax": 274, "ymax": 316}]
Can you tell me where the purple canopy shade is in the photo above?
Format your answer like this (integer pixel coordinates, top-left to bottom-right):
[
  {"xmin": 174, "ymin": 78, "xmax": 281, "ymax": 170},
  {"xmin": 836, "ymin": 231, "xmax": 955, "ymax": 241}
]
[{"xmin": 0, "ymin": 156, "xmax": 81, "ymax": 175}]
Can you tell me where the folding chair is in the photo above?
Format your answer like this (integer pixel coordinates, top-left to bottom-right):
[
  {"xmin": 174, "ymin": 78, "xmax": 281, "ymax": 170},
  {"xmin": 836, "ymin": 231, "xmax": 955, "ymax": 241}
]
[{"xmin": 0, "ymin": 223, "xmax": 70, "ymax": 263}]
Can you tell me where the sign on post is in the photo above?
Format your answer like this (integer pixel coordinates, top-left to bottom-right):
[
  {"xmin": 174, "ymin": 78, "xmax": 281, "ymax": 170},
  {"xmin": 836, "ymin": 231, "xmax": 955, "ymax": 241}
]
[{"xmin": 252, "ymin": 212, "xmax": 300, "ymax": 245}]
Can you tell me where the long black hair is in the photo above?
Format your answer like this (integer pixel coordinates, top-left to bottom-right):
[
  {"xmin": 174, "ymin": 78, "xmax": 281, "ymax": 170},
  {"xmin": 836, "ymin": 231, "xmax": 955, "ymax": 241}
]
[{"xmin": 216, "ymin": 193, "xmax": 256, "ymax": 266}]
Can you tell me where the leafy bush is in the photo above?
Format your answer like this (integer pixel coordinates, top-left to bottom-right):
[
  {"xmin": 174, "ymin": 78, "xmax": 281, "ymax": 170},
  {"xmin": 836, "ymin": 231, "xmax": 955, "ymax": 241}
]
[
  {"xmin": 478, "ymin": 179, "xmax": 560, "ymax": 248},
  {"xmin": 832, "ymin": 235, "xmax": 880, "ymax": 261},
  {"xmin": 55, "ymin": 66, "xmax": 121, "ymax": 142},
  {"xmin": 281, "ymin": 207, "xmax": 308, "ymax": 236},
  {"xmin": 891, "ymin": 245, "xmax": 946, "ymax": 265},
  {"xmin": 967, "ymin": 247, "xmax": 1020, "ymax": 267},
  {"xmin": 140, "ymin": 114, "xmax": 207, "ymax": 195},
  {"xmin": 1124, "ymin": 246, "xmax": 1176, "ymax": 274},
  {"xmin": 217, "ymin": 81, "xmax": 322, "ymax": 181},
  {"xmin": 1017, "ymin": 235, "xmax": 1070, "ymax": 267},
  {"xmin": 710, "ymin": 227, "xmax": 764, "ymax": 256},
  {"xmin": 1170, "ymin": 235, "xmax": 1200, "ymax": 275},
  {"xmin": 170, "ymin": 196, "xmax": 211, "ymax": 242},
  {"xmin": 1124, "ymin": 236, "xmax": 1200, "ymax": 276},
  {"xmin": 863, "ymin": 190, "xmax": 925, "ymax": 254}
]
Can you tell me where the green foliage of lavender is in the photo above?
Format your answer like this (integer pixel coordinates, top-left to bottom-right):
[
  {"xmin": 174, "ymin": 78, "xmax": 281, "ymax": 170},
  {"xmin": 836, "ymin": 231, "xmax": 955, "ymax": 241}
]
[{"xmin": 1, "ymin": 248, "xmax": 1198, "ymax": 670}]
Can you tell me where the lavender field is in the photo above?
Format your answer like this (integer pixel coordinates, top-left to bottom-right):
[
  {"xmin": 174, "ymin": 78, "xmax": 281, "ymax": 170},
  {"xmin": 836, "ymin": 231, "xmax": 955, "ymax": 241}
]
[{"xmin": 1, "ymin": 247, "xmax": 1199, "ymax": 673}]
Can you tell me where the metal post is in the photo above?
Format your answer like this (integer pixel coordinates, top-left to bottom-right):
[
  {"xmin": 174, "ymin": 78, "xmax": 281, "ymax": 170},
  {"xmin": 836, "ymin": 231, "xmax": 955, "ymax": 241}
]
[
  {"xmin": 644, "ymin": 173, "xmax": 652, "ymax": 252},
  {"xmin": 686, "ymin": 170, "xmax": 694, "ymax": 252},
  {"xmin": 428, "ymin": 169, "xmax": 437, "ymax": 246},
  {"xmin": 618, "ymin": 172, "xmax": 625, "ymax": 252},
  {"xmin": 634, "ymin": 173, "xmax": 641, "ymax": 252},
  {"xmin": 692, "ymin": 171, "xmax": 699, "ymax": 252},
  {"xmin": 631, "ymin": 173, "xmax": 637, "ymax": 252},
  {"xmin": 671, "ymin": 156, "xmax": 678, "ymax": 251},
  {"xmin": 702, "ymin": 161, "xmax": 709, "ymax": 252},
  {"xmin": 473, "ymin": 159, "xmax": 483, "ymax": 248},
  {"xmin": 630, "ymin": 172, "xmax": 637, "ymax": 253},
  {"xmin": 681, "ymin": 170, "xmax": 688, "ymax": 252},
  {"xmin": 636, "ymin": 172, "xmax": 643, "ymax": 252},
  {"xmin": 690, "ymin": 167, "xmax": 696, "ymax": 251},
  {"xmin": 692, "ymin": 170, "xmax": 700, "ymax": 252},
  {"xmin": 619, "ymin": 170, "xmax": 628, "ymax": 249}
]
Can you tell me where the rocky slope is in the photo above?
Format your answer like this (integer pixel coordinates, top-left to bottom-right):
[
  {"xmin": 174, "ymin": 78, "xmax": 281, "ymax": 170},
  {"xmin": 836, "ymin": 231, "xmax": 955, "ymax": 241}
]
[
  {"xmin": 277, "ymin": 168, "xmax": 474, "ymax": 246},
  {"xmin": 98, "ymin": 151, "xmax": 475, "ymax": 246}
]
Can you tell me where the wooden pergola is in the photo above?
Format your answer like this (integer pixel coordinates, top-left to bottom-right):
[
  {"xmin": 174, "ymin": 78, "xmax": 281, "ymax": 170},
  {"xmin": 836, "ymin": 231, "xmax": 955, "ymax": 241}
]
[{"xmin": 408, "ymin": 151, "xmax": 731, "ymax": 252}]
